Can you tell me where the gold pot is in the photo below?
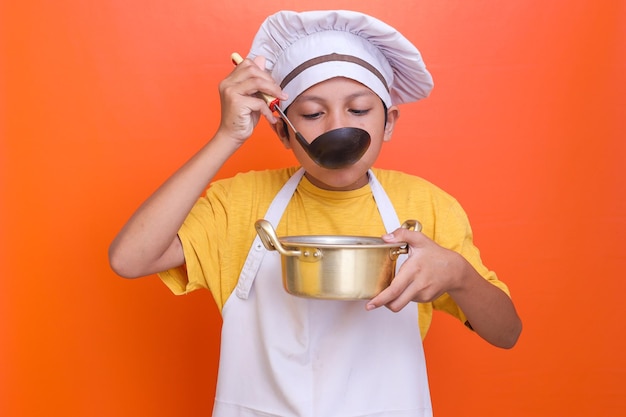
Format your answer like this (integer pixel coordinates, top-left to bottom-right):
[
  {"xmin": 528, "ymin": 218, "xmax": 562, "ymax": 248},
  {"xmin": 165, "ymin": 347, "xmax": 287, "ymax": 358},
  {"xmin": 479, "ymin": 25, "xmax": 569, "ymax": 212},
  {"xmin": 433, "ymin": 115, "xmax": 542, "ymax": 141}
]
[{"xmin": 254, "ymin": 219, "xmax": 421, "ymax": 300}]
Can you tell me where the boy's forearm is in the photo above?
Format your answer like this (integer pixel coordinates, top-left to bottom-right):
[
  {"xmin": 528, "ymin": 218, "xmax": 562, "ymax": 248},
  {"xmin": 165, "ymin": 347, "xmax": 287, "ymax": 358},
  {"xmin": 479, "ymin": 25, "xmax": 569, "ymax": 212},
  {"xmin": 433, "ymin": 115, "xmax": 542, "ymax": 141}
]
[
  {"xmin": 108, "ymin": 132, "xmax": 241, "ymax": 278},
  {"xmin": 448, "ymin": 256, "xmax": 522, "ymax": 349}
]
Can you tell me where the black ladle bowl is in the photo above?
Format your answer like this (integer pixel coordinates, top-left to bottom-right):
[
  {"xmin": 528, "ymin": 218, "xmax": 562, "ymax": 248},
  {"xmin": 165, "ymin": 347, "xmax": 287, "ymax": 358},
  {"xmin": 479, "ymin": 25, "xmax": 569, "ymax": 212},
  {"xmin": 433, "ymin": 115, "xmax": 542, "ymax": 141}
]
[{"xmin": 293, "ymin": 127, "xmax": 371, "ymax": 169}]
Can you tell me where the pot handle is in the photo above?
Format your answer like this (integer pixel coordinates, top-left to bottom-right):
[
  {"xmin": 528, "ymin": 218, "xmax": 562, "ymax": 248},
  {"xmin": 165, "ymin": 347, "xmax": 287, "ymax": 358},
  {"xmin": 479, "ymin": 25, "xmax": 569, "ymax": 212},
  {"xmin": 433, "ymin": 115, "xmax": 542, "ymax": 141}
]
[
  {"xmin": 401, "ymin": 219, "xmax": 422, "ymax": 232},
  {"xmin": 255, "ymin": 219, "xmax": 302, "ymax": 257},
  {"xmin": 393, "ymin": 219, "xmax": 423, "ymax": 257}
]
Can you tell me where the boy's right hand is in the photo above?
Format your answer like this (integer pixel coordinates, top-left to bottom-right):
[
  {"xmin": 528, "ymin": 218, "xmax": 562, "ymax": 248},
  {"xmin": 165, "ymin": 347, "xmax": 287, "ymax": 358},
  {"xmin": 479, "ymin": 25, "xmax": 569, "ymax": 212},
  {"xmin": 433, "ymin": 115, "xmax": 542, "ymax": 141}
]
[{"xmin": 217, "ymin": 55, "xmax": 287, "ymax": 145}]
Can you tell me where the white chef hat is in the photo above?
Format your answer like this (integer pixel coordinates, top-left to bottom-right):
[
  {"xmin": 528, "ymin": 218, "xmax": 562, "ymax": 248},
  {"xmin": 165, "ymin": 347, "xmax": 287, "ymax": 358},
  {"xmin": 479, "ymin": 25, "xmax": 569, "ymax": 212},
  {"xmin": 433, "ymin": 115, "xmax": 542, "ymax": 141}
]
[{"xmin": 247, "ymin": 10, "xmax": 434, "ymax": 110}]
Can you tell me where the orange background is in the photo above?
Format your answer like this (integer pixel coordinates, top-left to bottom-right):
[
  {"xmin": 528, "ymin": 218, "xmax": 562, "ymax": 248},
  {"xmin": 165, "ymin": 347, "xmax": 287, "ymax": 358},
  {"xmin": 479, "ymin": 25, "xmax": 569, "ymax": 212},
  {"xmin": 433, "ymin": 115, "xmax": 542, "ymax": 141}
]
[{"xmin": 2, "ymin": 1, "xmax": 625, "ymax": 416}]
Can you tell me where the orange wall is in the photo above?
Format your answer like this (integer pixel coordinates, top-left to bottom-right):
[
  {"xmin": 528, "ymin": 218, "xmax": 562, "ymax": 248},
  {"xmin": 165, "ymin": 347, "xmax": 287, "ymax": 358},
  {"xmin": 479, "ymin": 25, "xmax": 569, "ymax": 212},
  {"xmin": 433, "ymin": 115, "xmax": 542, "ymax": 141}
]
[{"xmin": 2, "ymin": 1, "xmax": 625, "ymax": 416}]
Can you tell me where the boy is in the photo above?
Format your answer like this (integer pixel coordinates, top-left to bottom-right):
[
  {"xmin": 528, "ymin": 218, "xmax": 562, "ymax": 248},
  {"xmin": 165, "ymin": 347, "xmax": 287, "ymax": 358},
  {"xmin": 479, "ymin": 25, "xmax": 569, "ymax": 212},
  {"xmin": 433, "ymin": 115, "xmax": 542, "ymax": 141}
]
[{"xmin": 109, "ymin": 10, "xmax": 522, "ymax": 417}]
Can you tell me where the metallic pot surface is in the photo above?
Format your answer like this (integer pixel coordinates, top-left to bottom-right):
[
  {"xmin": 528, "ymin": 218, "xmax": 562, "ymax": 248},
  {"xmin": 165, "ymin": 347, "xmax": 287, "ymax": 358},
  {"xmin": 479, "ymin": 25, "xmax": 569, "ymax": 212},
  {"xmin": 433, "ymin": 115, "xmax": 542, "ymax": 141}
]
[{"xmin": 255, "ymin": 219, "xmax": 421, "ymax": 300}]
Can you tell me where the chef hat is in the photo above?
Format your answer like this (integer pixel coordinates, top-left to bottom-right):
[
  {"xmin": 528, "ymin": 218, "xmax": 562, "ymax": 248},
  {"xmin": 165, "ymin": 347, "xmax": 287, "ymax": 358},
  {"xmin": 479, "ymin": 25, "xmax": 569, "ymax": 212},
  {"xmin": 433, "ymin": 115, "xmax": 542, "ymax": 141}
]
[{"xmin": 247, "ymin": 10, "xmax": 434, "ymax": 110}]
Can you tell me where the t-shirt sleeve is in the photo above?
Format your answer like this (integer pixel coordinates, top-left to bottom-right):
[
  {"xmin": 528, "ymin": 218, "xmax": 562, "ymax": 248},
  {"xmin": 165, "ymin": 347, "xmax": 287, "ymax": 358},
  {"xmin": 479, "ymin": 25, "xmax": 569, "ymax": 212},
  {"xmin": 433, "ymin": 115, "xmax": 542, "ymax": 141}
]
[
  {"xmin": 155, "ymin": 170, "xmax": 279, "ymax": 309},
  {"xmin": 431, "ymin": 198, "xmax": 510, "ymax": 323},
  {"xmin": 157, "ymin": 187, "xmax": 227, "ymax": 299}
]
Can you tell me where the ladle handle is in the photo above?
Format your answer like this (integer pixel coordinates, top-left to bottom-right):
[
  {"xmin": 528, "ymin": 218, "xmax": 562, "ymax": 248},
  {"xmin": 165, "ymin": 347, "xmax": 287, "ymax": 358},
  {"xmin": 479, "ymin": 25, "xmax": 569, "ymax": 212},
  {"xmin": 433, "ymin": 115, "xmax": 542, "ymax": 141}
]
[{"xmin": 231, "ymin": 52, "xmax": 280, "ymax": 111}]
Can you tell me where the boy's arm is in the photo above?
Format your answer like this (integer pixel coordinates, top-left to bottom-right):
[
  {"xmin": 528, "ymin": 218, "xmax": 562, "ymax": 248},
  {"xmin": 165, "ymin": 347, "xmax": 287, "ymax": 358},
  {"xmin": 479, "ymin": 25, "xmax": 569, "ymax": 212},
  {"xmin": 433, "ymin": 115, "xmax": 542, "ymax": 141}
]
[
  {"xmin": 366, "ymin": 228, "xmax": 522, "ymax": 349},
  {"xmin": 108, "ymin": 56, "xmax": 284, "ymax": 278},
  {"xmin": 108, "ymin": 133, "xmax": 241, "ymax": 278}
]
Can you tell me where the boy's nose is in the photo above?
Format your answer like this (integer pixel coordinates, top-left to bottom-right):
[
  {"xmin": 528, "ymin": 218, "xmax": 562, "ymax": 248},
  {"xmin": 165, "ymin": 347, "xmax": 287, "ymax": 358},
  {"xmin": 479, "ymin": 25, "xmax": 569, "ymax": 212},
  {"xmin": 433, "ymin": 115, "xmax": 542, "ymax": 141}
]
[{"xmin": 324, "ymin": 112, "xmax": 349, "ymax": 132}]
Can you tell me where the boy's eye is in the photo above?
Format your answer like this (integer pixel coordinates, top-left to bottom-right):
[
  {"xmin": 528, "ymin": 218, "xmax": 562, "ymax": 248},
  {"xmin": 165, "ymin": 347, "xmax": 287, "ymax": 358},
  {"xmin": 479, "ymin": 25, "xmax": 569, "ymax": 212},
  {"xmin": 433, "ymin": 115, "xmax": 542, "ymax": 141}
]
[{"xmin": 299, "ymin": 108, "xmax": 371, "ymax": 119}]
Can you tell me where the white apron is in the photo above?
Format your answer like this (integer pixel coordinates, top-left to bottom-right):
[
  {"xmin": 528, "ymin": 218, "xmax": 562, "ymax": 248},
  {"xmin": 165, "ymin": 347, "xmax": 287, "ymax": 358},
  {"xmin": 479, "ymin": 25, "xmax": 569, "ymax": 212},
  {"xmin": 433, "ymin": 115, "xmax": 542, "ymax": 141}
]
[{"xmin": 213, "ymin": 169, "xmax": 432, "ymax": 417}]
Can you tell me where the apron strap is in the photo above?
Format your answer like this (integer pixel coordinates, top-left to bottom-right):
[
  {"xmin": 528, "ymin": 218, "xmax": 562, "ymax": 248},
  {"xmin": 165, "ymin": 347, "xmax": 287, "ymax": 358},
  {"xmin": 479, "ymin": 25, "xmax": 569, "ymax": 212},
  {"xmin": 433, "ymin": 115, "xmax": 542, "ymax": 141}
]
[
  {"xmin": 368, "ymin": 169, "xmax": 401, "ymax": 233},
  {"xmin": 236, "ymin": 168, "xmax": 306, "ymax": 299},
  {"xmin": 368, "ymin": 170, "xmax": 408, "ymax": 273}
]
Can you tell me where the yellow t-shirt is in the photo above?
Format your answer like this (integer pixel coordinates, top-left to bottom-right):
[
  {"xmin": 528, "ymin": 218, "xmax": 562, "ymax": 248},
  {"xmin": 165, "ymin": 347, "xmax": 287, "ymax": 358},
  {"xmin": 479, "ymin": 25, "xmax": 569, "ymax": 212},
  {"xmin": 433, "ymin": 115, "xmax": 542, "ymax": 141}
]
[{"xmin": 158, "ymin": 167, "xmax": 509, "ymax": 337}]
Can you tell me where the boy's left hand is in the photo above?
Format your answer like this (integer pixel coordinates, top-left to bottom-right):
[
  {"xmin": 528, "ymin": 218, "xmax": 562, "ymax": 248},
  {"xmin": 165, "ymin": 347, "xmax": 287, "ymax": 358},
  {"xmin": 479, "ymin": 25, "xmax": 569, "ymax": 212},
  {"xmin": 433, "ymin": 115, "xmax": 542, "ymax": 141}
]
[{"xmin": 366, "ymin": 226, "xmax": 464, "ymax": 312}]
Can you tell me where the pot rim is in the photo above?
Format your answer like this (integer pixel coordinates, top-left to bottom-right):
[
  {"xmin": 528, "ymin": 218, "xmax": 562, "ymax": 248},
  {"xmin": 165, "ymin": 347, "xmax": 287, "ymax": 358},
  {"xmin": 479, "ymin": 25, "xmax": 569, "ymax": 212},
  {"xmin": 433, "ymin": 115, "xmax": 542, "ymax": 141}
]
[{"xmin": 279, "ymin": 235, "xmax": 405, "ymax": 249}]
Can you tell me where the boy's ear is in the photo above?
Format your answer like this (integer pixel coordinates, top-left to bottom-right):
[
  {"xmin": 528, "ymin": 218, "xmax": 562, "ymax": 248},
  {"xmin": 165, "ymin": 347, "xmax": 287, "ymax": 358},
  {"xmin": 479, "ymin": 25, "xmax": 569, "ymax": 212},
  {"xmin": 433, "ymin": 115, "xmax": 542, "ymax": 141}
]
[
  {"xmin": 269, "ymin": 119, "xmax": 292, "ymax": 149},
  {"xmin": 383, "ymin": 106, "xmax": 400, "ymax": 142}
]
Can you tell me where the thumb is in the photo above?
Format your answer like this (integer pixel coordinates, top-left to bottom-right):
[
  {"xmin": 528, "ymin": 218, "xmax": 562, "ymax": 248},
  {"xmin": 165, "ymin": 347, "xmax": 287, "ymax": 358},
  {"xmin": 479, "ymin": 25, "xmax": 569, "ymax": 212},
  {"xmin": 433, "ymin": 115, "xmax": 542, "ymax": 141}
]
[
  {"xmin": 382, "ymin": 227, "xmax": 409, "ymax": 242},
  {"xmin": 382, "ymin": 226, "xmax": 424, "ymax": 246}
]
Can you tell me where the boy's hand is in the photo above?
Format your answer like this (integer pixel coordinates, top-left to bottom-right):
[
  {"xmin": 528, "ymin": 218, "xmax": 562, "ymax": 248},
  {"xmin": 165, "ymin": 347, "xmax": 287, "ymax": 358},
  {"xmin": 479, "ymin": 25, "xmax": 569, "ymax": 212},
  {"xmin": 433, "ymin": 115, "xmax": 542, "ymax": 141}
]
[
  {"xmin": 217, "ymin": 55, "xmax": 286, "ymax": 145},
  {"xmin": 366, "ymin": 227, "xmax": 464, "ymax": 312}
]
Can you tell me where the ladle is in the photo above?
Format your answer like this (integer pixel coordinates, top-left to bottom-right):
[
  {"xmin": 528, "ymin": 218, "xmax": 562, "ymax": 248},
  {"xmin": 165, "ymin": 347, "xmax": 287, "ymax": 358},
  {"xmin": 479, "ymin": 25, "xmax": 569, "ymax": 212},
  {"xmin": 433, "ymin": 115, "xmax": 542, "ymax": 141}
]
[{"xmin": 231, "ymin": 53, "xmax": 371, "ymax": 169}]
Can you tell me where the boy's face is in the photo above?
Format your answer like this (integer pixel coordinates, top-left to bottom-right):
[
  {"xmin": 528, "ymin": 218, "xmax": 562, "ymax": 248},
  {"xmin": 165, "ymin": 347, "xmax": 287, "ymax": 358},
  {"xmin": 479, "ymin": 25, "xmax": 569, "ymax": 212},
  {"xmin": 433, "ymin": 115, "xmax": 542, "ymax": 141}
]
[{"xmin": 274, "ymin": 77, "xmax": 399, "ymax": 191}]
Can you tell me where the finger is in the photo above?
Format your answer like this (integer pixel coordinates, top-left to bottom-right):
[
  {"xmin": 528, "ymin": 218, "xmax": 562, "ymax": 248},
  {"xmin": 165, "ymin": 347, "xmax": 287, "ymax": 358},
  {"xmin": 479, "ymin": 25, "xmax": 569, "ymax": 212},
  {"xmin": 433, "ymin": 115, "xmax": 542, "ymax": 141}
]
[
  {"xmin": 366, "ymin": 273, "xmax": 411, "ymax": 312},
  {"xmin": 222, "ymin": 77, "xmax": 279, "ymax": 123},
  {"xmin": 252, "ymin": 55, "xmax": 266, "ymax": 70},
  {"xmin": 233, "ymin": 57, "xmax": 287, "ymax": 102},
  {"xmin": 251, "ymin": 56, "xmax": 288, "ymax": 102},
  {"xmin": 239, "ymin": 55, "xmax": 287, "ymax": 104}
]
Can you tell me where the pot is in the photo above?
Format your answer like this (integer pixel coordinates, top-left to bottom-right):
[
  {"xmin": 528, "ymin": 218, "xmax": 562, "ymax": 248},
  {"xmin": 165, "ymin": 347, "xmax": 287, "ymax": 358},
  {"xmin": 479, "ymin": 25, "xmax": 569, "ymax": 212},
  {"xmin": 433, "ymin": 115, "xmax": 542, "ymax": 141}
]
[{"xmin": 254, "ymin": 219, "xmax": 421, "ymax": 300}]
